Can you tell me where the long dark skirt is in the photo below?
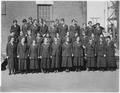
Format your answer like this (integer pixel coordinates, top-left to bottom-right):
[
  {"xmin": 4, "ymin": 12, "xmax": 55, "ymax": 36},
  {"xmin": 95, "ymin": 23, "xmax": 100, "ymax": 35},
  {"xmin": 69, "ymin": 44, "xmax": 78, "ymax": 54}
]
[
  {"xmin": 87, "ymin": 57, "xmax": 96, "ymax": 68},
  {"xmin": 62, "ymin": 56, "xmax": 72, "ymax": 67},
  {"xmin": 18, "ymin": 59, "xmax": 27, "ymax": 70},
  {"xmin": 73, "ymin": 56, "xmax": 84, "ymax": 67},
  {"xmin": 106, "ymin": 56, "xmax": 116, "ymax": 68},
  {"xmin": 30, "ymin": 59, "xmax": 39, "ymax": 70},
  {"xmin": 97, "ymin": 56, "xmax": 106, "ymax": 68},
  {"xmin": 41, "ymin": 58, "xmax": 50, "ymax": 69},
  {"xmin": 8, "ymin": 57, "xmax": 17, "ymax": 69},
  {"xmin": 51, "ymin": 55, "xmax": 60, "ymax": 68}
]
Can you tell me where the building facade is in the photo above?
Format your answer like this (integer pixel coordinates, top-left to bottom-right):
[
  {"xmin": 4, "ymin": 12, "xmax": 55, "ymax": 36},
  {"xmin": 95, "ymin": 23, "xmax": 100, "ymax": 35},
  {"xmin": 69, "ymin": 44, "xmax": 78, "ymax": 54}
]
[{"xmin": 1, "ymin": 1, "xmax": 87, "ymax": 54}]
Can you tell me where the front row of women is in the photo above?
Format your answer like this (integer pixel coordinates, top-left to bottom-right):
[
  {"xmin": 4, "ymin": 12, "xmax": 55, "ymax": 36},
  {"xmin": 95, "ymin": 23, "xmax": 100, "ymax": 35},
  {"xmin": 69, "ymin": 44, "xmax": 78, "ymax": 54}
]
[{"xmin": 6, "ymin": 35, "xmax": 117, "ymax": 75}]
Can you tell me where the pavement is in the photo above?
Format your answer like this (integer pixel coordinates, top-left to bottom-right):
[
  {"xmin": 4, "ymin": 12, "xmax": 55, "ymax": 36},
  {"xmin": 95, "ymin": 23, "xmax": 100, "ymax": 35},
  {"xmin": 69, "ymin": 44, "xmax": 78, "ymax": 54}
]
[{"xmin": 1, "ymin": 69, "xmax": 119, "ymax": 92}]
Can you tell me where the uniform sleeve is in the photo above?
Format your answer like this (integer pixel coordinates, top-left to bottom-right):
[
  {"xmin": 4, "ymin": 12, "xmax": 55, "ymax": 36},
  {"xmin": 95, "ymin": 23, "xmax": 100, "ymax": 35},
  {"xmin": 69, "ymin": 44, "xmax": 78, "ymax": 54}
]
[
  {"xmin": 71, "ymin": 44, "xmax": 73, "ymax": 54},
  {"xmin": 50, "ymin": 45, "xmax": 52, "ymax": 56},
  {"xmin": 56, "ymin": 27, "xmax": 59, "ymax": 33},
  {"xmin": 72, "ymin": 43, "xmax": 75, "ymax": 55},
  {"xmin": 40, "ymin": 44, "xmax": 43, "ymax": 56},
  {"xmin": 62, "ymin": 44, "xmax": 64, "ymax": 54},
  {"xmin": 103, "ymin": 43, "xmax": 107, "ymax": 55},
  {"xmin": 18, "ymin": 25, "xmax": 21, "ymax": 35},
  {"xmin": 59, "ymin": 44, "xmax": 62, "ymax": 53},
  {"xmin": 17, "ymin": 44, "xmax": 20, "ymax": 56},
  {"xmin": 94, "ymin": 44, "xmax": 97, "ymax": 55},
  {"xmin": 95, "ymin": 44, "xmax": 98, "ymax": 55},
  {"xmin": 85, "ymin": 44, "xmax": 87, "ymax": 55},
  {"xmin": 26, "ymin": 44, "xmax": 29, "ymax": 56}
]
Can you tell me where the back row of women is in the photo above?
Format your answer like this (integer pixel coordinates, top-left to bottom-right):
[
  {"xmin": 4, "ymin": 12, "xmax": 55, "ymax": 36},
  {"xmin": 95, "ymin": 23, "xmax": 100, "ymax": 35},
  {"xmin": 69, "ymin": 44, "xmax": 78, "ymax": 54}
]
[{"xmin": 6, "ymin": 17, "xmax": 117, "ymax": 75}]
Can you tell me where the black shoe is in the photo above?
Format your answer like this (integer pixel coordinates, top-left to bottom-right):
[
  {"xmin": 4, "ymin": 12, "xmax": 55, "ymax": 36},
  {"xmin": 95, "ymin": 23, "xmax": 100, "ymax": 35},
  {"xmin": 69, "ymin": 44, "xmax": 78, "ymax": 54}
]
[{"xmin": 9, "ymin": 73, "xmax": 11, "ymax": 75}]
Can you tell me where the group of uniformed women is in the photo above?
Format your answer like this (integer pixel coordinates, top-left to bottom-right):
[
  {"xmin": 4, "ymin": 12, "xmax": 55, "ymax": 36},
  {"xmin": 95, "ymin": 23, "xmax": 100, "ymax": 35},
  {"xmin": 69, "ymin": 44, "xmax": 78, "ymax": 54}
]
[{"xmin": 6, "ymin": 17, "xmax": 117, "ymax": 75}]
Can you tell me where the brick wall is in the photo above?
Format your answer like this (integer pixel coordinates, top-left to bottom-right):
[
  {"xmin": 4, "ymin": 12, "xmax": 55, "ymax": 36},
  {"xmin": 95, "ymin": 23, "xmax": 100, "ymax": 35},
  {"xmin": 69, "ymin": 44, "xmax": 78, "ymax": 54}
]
[
  {"xmin": 1, "ymin": 1, "xmax": 87, "ymax": 54},
  {"xmin": 53, "ymin": 1, "xmax": 87, "ymax": 26},
  {"xmin": 1, "ymin": 1, "xmax": 37, "ymax": 54}
]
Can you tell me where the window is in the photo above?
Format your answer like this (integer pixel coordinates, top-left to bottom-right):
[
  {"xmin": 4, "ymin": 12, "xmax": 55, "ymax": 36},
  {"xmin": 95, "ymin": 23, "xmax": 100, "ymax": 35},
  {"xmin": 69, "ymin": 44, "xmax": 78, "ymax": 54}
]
[
  {"xmin": 37, "ymin": 5, "xmax": 53, "ymax": 26},
  {"xmin": 2, "ymin": 1, "xmax": 6, "ymax": 15}
]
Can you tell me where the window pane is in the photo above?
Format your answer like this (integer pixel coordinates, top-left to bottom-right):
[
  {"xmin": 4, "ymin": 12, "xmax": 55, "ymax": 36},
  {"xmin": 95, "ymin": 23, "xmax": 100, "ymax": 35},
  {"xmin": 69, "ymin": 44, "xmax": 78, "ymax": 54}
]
[{"xmin": 38, "ymin": 5, "xmax": 51, "ymax": 21}]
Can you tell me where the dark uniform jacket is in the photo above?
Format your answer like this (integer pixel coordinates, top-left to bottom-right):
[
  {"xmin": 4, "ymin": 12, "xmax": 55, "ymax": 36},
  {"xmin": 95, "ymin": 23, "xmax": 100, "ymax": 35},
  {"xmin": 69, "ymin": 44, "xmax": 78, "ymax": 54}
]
[
  {"xmin": 62, "ymin": 43, "xmax": 72, "ymax": 57},
  {"xmin": 30, "ymin": 25, "xmax": 39, "ymax": 37},
  {"xmin": 96, "ymin": 41, "xmax": 106, "ymax": 56},
  {"xmin": 105, "ymin": 41, "xmax": 115, "ymax": 57},
  {"xmin": 94, "ymin": 28, "xmax": 102, "ymax": 38},
  {"xmin": 72, "ymin": 36, "xmax": 77, "ymax": 44},
  {"xmin": 27, "ymin": 22, "xmax": 33, "ymax": 30},
  {"xmin": 85, "ymin": 42, "xmax": 96, "ymax": 57},
  {"xmin": 72, "ymin": 41, "xmax": 84, "ymax": 57},
  {"xmin": 76, "ymin": 24, "xmax": 80, "ymax": 35},
  {"xmin": 91, "ymin": 37, "xmax": 97, "ymax": 45},
  {"xmin": 6, "ymin": 43, "xmax": 17, "ymax": 58},
  {"xmin": 10, "ymin": 25, "xmax": 20, "ymax": 37},
  {"xmin": 81, "ymin": 35, "xmax": 88, "ymax": 47},
  {"xmin": 58, "ymin": 24, "xmax": 68, "ymax": 38},
  {"xmin": 26, "ymin": 35, "xmax": 34, "ymax": 46},
  {"xmin": 35, "ymin": 37, "xmax": 43, "ymax": 46},
  {"xmin": 17, "ymin": 43, "xmax": 28, "ymax": 59},
  {"xmin": 51, "ymin": 42, "xmax": 61, "ymax": 56},
  {"xmin": 69, "ymin": 25, "xmax": 78, "ymax": 38},
  {"xmin": 22, "ymin": 24, "xmax": 28, "ymax": 36},
  {"xmin": 87, "ymin": 26, "xmax": 94, "ymax": 36},
  {"xmin": 54, "ymin": 23, "xmax": 60, "ymax": 33},
  {"xmin": 29, "ymin": 44, "xmax": 39, "ymax": 59},
  {"xmin": 56, "ymin": 38, "xmax": 62, "ymax": 45},
  {"xmin": 40, "ymin": 43, "xmax": 51, "ymax": 58},
  {"xmin": 49, "ymin": 26, "xmax": 58, "ymax": 39},
  {"xmin": 40, "ymin": 25, "xmax": 48, "ymax": 36},
  {"xmin": 80, "ymin": 28, "xmax": 88, "ymax": 36}
]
